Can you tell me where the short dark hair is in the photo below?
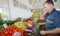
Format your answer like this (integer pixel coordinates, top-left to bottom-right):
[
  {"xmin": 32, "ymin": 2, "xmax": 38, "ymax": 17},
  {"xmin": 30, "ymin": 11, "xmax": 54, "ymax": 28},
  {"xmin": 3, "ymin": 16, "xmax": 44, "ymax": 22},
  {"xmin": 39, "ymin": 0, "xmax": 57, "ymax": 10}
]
[{"xmin": 44, "ymin": 0, "xmax": 54, "ymax": 6}]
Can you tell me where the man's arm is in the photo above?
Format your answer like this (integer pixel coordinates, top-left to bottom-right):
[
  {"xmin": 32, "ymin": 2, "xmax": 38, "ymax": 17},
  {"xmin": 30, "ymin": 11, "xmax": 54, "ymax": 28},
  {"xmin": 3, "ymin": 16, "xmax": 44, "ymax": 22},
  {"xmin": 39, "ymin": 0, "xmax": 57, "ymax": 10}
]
[
  {"xmin": 40, "ymin": 28, "xmax": 60, "ymax": 35},
  {"xmin": 38, "ymin": 22, "xmax": 45, "ymax": 25},
  {"xmin": 46, "ymin": 28, "xmax": 60, "ymax": 34}
]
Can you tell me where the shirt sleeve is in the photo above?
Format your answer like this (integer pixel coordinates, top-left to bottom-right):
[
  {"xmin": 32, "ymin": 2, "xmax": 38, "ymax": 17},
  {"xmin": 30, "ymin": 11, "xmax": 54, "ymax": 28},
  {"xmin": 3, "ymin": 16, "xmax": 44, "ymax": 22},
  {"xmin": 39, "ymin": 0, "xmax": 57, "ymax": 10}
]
[{"xmin": 55, "ymin": 12, "xmax": 60, "ymax": 28}]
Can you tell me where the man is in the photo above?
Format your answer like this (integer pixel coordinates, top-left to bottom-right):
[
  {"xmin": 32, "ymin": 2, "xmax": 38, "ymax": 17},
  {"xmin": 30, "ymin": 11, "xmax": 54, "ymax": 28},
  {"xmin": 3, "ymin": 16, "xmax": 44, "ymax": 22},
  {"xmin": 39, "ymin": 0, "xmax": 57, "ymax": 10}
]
[{"xmin": 39, "ymin": 0, "xmax": 60, "ymax": 36}]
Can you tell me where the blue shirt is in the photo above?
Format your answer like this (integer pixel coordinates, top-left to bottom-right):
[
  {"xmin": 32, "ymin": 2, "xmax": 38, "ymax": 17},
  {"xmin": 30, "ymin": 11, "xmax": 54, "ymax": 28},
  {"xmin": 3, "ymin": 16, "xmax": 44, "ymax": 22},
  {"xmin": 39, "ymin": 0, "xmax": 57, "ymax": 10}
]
[{"xmin": 45, "ymin": 9, "xmax": 60, "ymax": 30}]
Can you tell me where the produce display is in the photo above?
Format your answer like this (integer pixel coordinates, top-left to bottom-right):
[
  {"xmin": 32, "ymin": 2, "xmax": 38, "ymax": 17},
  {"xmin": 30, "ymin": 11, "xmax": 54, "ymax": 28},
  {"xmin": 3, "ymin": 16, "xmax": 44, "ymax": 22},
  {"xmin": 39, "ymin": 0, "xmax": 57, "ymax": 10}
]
[
  {"xmin": 14, "ymin": 21, "xmax": 26, "ymax": 30},
  {"xmin": 0, "ymin": 25, "xmax": 26, "ymax": 36},
  {"xmin": 0, "ymin": 10, "xmax": 43, "ymax": 36}
]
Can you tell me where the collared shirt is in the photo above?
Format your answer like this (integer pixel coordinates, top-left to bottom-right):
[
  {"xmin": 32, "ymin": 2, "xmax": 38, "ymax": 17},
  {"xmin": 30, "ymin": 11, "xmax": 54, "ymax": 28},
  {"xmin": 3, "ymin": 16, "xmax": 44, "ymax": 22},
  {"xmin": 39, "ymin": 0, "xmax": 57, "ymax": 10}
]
[{"xmin": 45, "ymin": 9, "xmax": 60, "ymax": 30}]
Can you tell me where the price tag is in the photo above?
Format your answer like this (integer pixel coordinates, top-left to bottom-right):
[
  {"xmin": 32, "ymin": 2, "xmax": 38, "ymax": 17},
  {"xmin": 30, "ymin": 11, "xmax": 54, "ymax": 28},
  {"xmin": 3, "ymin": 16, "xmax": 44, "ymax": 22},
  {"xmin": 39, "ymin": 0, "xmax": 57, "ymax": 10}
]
[{"xmin": 3, "ymin": 23, "xmax": 8, "ymax": 28}]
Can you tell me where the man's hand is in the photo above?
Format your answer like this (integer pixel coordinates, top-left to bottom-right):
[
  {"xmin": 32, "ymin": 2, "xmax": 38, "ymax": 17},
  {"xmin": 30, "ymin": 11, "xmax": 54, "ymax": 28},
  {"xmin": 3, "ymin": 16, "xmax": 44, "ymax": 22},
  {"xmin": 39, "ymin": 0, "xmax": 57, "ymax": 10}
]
[
  {"xmin": 40, "ymin": 31, "xmax": 47, "ymax": 35},
  {"xmin": 40, "ymin": 28, "xmax": 60, "ymax": 35},
  {"xmin": 38, "ymin": 23, "xmax": 45, "ymax": 25}
]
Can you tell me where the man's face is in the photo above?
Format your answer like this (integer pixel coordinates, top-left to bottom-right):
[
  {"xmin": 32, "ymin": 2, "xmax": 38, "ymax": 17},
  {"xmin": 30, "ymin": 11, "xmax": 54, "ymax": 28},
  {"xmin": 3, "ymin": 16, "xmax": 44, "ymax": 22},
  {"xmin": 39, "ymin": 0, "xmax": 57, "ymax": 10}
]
[{"xmin": 43, "ymin": 3, "xmax": 53, "ymax": 13}]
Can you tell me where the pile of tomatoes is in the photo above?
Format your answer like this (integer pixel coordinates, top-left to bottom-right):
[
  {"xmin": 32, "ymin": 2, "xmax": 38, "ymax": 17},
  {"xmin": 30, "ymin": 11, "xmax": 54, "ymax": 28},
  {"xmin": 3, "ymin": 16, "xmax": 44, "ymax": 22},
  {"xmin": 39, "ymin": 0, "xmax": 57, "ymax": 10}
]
[{"xmin": 0, "ymin": 25, "xmax": 26, "ymax": 36}]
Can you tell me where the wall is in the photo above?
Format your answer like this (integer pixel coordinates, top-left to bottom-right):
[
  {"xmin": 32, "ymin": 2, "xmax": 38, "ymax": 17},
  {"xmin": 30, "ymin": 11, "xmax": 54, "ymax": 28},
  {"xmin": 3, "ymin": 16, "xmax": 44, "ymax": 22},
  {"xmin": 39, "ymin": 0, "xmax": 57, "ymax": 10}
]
[
  {"xmin": 9, "ymin": 0, "xmax": 33, "ymax": 20},
  {"xmin": 40, "ymin": 0, "xmax": 60, "ymax": 10},
  {"xmin": 54, "ymin": 0, "xmax": 60, "ymax": 10}
]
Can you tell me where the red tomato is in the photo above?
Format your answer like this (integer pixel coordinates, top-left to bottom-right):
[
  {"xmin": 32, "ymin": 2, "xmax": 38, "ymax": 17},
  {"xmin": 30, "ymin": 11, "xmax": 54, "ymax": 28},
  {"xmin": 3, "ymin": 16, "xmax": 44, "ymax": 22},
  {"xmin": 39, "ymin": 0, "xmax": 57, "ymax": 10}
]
[
  {"xmin": 7, "ymin": 30, "xmax": 10, "ymax": 34},
  {"xmin": 2, "ymin": 31, "xmax": 4, "ymax": 34},
  {"xmin": 6, "ymin": 35, "xmax": 11, "ymax": 36},
  {"xmin": 9, "ymin": 31, "xmax": 13, "ymax": 35},
  {"xmin": 1, "ymin": 34, "xmax": 5, "ymax": 36},
  {"xmin": 4, "ymin": 31, "xmax": 8, "ymax": 35},
  {"xmin": 12, "ymin": 29, "xmax": 17, "ymax": 32},
  {"xmin": 12, "ymin": 26, "xmax": 16, "ymax": 29},
  {"xmin": 9, "ymin": 27, "xmax": 13, "ymax": 31}
]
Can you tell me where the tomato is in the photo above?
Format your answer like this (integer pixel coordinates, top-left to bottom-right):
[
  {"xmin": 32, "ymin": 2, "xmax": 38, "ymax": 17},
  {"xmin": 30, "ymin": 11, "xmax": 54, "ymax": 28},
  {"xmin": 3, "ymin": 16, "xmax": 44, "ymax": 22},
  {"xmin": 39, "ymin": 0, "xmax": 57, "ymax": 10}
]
[
  {"xmin": 9, "ymin": 27, "xmax": 13, "ymax": 31},
  {"xmin": 12, "ymin": 29, "xmax": 17, "ymax": 33},
  {"xmin": 12, "ymin": 26, "xmax": 16, "ymax": 29},
  {"xmin": 2, "ymin": 31, "xmax": 4, "ymax": 34},
  {"xmin": 6, "ymin": 35, "xmax": 11, "ymax": 36},
  {"xmin": 1, "ymin": 34, "xmax": 5, "ymax": 36},
  {"xmin": 4, "ymin": 31, "xmax": 8, "ymax": 35}
]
